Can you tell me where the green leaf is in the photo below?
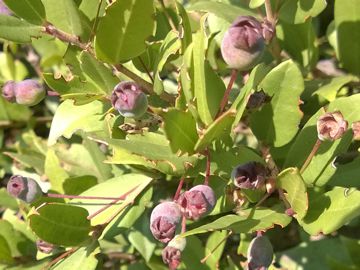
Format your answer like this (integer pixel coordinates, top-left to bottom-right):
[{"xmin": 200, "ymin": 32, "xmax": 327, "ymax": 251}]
[
  {"xmin": 29, "ymin": 203, "xmax": 91, "ymax": 246},
  {"xmin": 163, "ymin": 108, "xmax": 198, "ymax": 155},
  {"xmin": 175, "ymin": 2, "xmax": 192, "ymax": 52},
  {"xmin": 250, "ymin": 60, "xmax": 304, "ymax": 147},
  {"xmin": 63, "ymin": 176, "xmax": 98, "ymax": 195},
  {"xmin": 249, "ymin": 0, "xmax": 265, "ymax": 9},
  {"xmin": 95, "ymin": 0, "xmax": 155, "ymax": 63},
  {"xmin": 43, "ymin": 73, "xmax": 106, "ymax": 104},
  {"xmin": 181, "ymin": 236, "xmax": 209, "ymax": 270},
  {"xmin": 0, "ymin": 15, "xmax": 42, "ymax": 43},
  {"xmin": 300, "ymin": 188, "xmax": 360, "ymax": 235},
  {"xmin": 71, "ymin": 174, "xmax": 152, "ymax": 226},
  {"xmin": 0, "ymin": 51, "xmax": 28, "ymax": 81},
  {"xmin": 187, "ymin": 1, "xmax": 257, "ymax": 23},
  {"xmin": 335, "ymin": 0, "xmax": 360, "ymax": 74},
  {"xmin": 4, "ymin": 151, "xmax": 44, "ymax": 175},
  {"xmin": 79, "ymin": 52, "xmax": 119, "ymax": 95},
  {"xmin": 182, "ymin": 204, "xmax": 292, "ymax": 236},
  {"xmin": 48, "ymin": 100, "xmax": 109, "ymax": 146},
  {"xmin": 328, "ymin": 156, "xmax": 360, "ymax": 188},
  {"xmin": 194, "ymin": 109, "xmax": 236, "ymax": 152},
  {"xmin": 276, "ymin": 20, "xmax": 319, "ymax": 70},
  {"xmin": 153, "ymin": 31, "xmax": 181, "ymax": 95},
  {"xmin": 45, "ymin": 149, "xmax": 69, "ymax": 193},
  {"xmin": 277, "ymin": 168, "xmax": 308, "ymax": 220},
  {"xmin": 193, "ymin": 17, "xmax": 226, "ymax": 125},
  {"xmin": 0, "ymin": 189, "xmax": 18, "ymax": 210},
  {"xmin": 0, "ymin": 97, "xmax": 32, "ymax": 123},
  {"xmin": 3, "ymin": 0, "xmax": 45, "ymax": 25},
  {"xmin": 53, "ymin": 242, "xmax": 100, "ymax": 270},
  {"xmin": 312, "ymin": 75, "xmax": 356, "ymax": 102},
  {"xmin": 279, "ymin": 0, "xmax": 327, "ymax": 24},
  {"xmin": 0, "ymin": 235, "xmax": 13, "ymax": 265},
  {"xmin": 205, "ymin": 231, "xmax": 227, "ymax": 268}
]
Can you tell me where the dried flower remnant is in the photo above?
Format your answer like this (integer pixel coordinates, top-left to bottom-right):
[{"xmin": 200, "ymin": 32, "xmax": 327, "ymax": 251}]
[
  {"xmin": 317, "ymin": 111, "xmax": 348, "ymax": 141},
  {"xmin": 231, "ymin": 162, "xmax": 267, "ymax": 189}
]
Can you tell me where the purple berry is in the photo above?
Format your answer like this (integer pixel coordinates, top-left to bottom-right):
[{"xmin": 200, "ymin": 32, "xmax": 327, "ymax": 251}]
[
  {"xmin": 247, "ymin": 235, "xmax": 273, "ymax": 270},
  {"xmin": 2, "ymin": 80, "xmax": 16, "ymax": 102},
  {"xmin": 317, "ymin": 111, "xmax": 348, "ymax": 141},
  {"xmin": 36, "ymin": 240, "xmax": 55, "ymax": 254},
  {"xmin": 0, "ymin": 0, "xmax": 12, "ymax": 15},
  {"xmin": 110, "ymin": 81, "xmax": 148, "ymax": 119},
  {"xmin": 7, "ymin": 175, "xmax": 43, "ymax": 203},
  {"xmin": 177, "ymin": 185, "xmax": 216, "ymax": 220},
  {"xmin": 221, "ymin": 16, "xmax": 265, "ymax": 71},
  {"xmin": 150, "ymin": 201, "xmax": 181, "ymax": 243},
  {"xmin": 231, "ymin": 162, "xmax": 267, "ymax": 190},
  {"xmin": 162, "ymin": 236, "xmax": 186, "ymax": 270}
]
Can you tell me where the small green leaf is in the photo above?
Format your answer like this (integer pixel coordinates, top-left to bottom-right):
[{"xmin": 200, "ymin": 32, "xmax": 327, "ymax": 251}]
[
  {"xmin": 0, "ymin": 235, "xmax": 13, "ymax": 264},
  {"xmin": 335, "ymin": 0, "xmax": 360, "ymax": 74},
  {"xmin": 250, "ymin": 60, "xmax": 304, "ymax": 147},
  {"xmin": 277, "ymin": 168, "xmax": 308, "ymax": 220},
  {"xmin": 29, "ymin": 203, "xmax": 91, "ymax": 246},
  {"xmin": 0, "ymin": 15, "xmax": 42, "ymax": 43},
  {"xmin": 45, "ymin": 149, "xmax": 69, "ymax": 193},
  {"xmin": 95, "ymin": 0, "xmax": 155, "ymax": 63},
  {"xmin": 163, "ymin": 108, "xmax": 198, "ymax": 155},
  {"xmin": 300, "ymin": 188, "xmax": 360, "ymax": 235},
  {"xmin": 4, "ymin": 0, "xmax": 46, "ymax": 25},
  {"xmin": 48, "ymin": 100, "xmax": 109, "ymax": 146},
  {"xmin": 312, "ymin": 75, "xmax": 356, "ymax": 102},
  {"xmin": 194, "ymin": 110, "xmax": 236, "ymax": 152},
  {"xmin": 328, "ymin": 156, "xmax": 360, "ymax": 188},
  {"xmin": 279, "ymin": 0, "xmax": 327, "ymax": 24}
]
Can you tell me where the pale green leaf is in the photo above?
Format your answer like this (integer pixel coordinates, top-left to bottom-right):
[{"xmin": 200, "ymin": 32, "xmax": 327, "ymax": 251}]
[
  {"xmin": 0, "ymin": 15, "xmax": 42, "ymax": 43},
  {"xmin": 3, "ymin": 0, "xmax": 45, "ymax": 25}
]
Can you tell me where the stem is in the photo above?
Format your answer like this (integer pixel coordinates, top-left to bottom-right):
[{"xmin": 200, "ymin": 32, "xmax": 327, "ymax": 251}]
[
  {"xmin": 264, "ymin": 0, "xmax": 275, "ymax": 24},
  {"xmin": 217, "ymin": 69, "xmax": 238, "ymax": 117},
  {"xmin": 158, "ymin": 0, "xmax": 177, "ymax": 31},
  {"xmin": 181, "ymin": 215, "xmax": 186, "ymax": 234},
  {"xmin": 278, "ymin": 188, "xmax": 291, "ymax": 209},
  {"xmin": 44, "ymin": 247, "xmax": 78, "ymax": 269},
  {"xmin": 138, "ymin": 56, "xmax": 154, "ymax": 84},
  {"xmin": 88, "ymin": 0, "xmax": 104, "ymax": 42},
  {"xmin": 300, "ymin": 139, "xmax": 322, "ymax": 174},
  {"xmin": 87, "ymin": 186, "xmax": 138, "ymax": 220},
  {"xmin": 204, "ymin": 149, "xmax": 211, "ymax": 186},
  {"xmin": 200, "ymin": 231, "xmax": 233, "ymax": 264},
  {"xmin": 46, "ymin": 193, "xmax": 122, "ymax": 201},
  {"xmin": 173, "ymin": 177, "xmax": 185, "ymax": 201}
]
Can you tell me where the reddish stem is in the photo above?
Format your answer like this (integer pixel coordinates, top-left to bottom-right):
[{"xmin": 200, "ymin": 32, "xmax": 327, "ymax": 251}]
[
  {"xmin": 173, "ymin": 177, "xmax": 185, "ymax": 201},
  {"xmin": 181, "ymin": 215, "xmax": 186, "ymax": 234},
  {"xmin": 217, "ymin": 69, "xmax": 238, "ymax": 117},
  {"xmin": 45, "ymin": 247, "xmax": 77, "ymax": 269},
  {"xmin": 46, "ymin": 193, "xmax": 122, "ymax": 200},
  {"xmin": 204, "ymin": 149, "xmax": 211, "ymax": 186},
  {"xmin": 300, "ymin": 139, "xmax": 322, "ymax": 174}
]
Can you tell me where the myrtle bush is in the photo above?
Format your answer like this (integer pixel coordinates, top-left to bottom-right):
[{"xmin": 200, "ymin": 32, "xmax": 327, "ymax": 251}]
[{"xmin": 0, "ymin": 0, "xmax": 360, "ymax": 269}]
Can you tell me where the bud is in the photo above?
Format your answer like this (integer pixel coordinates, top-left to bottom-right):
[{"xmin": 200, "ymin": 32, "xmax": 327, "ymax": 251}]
[
  {"xmin": 231, "ymin": 162, "xmax": 267, "ymax": 189},
  {"xmin": 162, "ymin": 236, "xmax": 186, "ymax": 270},
  {"xmin": 36, "ymin": 240, "xmax": 55, "ymax": 254},
  {"xmin": 2, "ymin": 81, "xmax": 16, "ymax": 102},
  {"xmin": 246, "ymin": 90, "xmax": 269, "ymax": 109},
  {"xmin": 7, "ymin": 175, "xmax": 43, "ymax": 203},
  {"xmin": 110, "ymin": 81, "xmax": 148, "ymax": 119},
  {"xmin": 317, "ymin": 111, "xmax": 348, "ymax": 141},
  {"xmin": 177, "ymin": 185, "xmax": 216, "ymax": 220},
  {"xmin": 247, "ymin": 235, "xmax": 273, "ymax": 270},
  {"xmin": 0, "ymin": 0, "xmax": 12, "ymax": 15},
  {"xmin": 150, "ymin": 202, "xmax": 181, "ymax": 243},
  {"xmin": 352, "ymin": 121, "xmax": 360, "ymax": 140},
  {"xmin": 221, "ymin": 16, "xmax": 265, "ymax": 71}
]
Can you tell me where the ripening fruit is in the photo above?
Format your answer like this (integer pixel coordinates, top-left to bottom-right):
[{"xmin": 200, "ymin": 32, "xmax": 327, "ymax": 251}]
[
  {"xmin": 162, "ymin": 236, "xmax": 186, "ymax": 270},
  {"xmin": 317, "ymin": 111, "xmax": 348, "ymax": 141},
  {"xmin": 150, "ymin": 201, "xmax": 181, "ymax": 243},
  {"xmin": 221, "ymin": 16, "xmax": 265, "ymax": 71},
  {"xmin": 177, "ymin": 185, "xmax": 216, "ymax": 220},
  {"xmin": 7, "ymin": 175, "xmax": 43, "ymax": 203},
  {"xmin": 110, "ymin": 81, "xmax": 148, "ymax": 119},
  {"xmin": 247, "ymin": 235, "xmax": 274, "ymax": 270},
  {"xmin": 2, "ymin": 80, "xmax": 45, "ymax": 106}
]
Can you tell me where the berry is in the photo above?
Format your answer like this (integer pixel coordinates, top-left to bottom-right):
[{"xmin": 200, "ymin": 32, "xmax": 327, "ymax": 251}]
[
  {"xmin": 7, "ymin": 175, "xmax": 43, "ymax": 203},
  {"xmin": 2, "ymin": 79, "xmax": 45, "ymax": 106},
  {"xmin": 2, "ymin": 81, "xmax": 16, "ymax": 102},
  {"xmin": 231, "ymin": 162, "xmax": 267, "ymax": 189},
  {"xmin": 177, "ymin": 185, "xmax": 216, "ymax": 220},
  {"xmin": 110, "ymin": 81, "xmax": 148, "ymax": 119},
  {"xmin": 150, "ymin": 201, "xmax": 181, "ymax": 243},
  {"xmin": 247, "ymin": 235, "xmax": 273, "ymax": 270},
  {"xmin": 221, "ymin": 16, "xmax": 265, "ymax": 71},
  {"xmin": 317, "ymin": 111, "xmax": 348, "ymax": 141},
  {"xmin": 162, "ymin": 236, "xmax": 186, "ymax": 270}
]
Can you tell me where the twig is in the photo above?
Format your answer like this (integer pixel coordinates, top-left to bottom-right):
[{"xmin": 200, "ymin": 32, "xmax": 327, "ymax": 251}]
[
  {"xmin": 217, "ymin": 69, "xmax": 238, "ymax": 117},
  {"xmin": 138, "ymin": 56, "xmax": 154, "ymax": 84},
  {"xmin": 264, "ymin": 0, "xmax": 275, "ymax": 24},
  {"xmin": 204, "ymin": 149, "xmax": 211, "ymax": 186},
  {"xmin": 200, "ymin": 231, "xmax": 233, "ymax": 264},
  {"xmin": 43, "ymin": 247, "xmax": 78, "ymax": 270},
  {"xmin": 300, "ymin": 139, "xmax": 322, "ymax": 174}
]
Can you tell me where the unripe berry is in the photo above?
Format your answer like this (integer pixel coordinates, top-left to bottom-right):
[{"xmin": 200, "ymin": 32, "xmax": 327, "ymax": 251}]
[
  {"xmin": 317, "ymin": 111, "xmax": 348, "ymax": 141},
  {"xmin": 221, "ymin": 16, "xmax": 265, "ymax": 71},
  {"xmin": 0, "ymin": 0, "xmax": 12, "ymax": 15},
  {"xmin": 7, "ymin": 175, "xmax": 43, "ymax": 203},
  {"xmin": 247, "ymin": 235, "xmax": 273, "ymax": 270},
  {"xmin": 162, "ymin": 236, "xmax": 186, "ymax": 270},
  {"xmin": 177, "ymin": 185, "xmax": 216, "ymax": 220},
  {"xmin": 110, "ymin": 81, "xmax": 148, "ymax": 119},
  {"xmin": 2, "ymin": 80, "xmax": 45, "ymax": 106},
  {"xmin": 150, "ymin": 201, "xmax": 181, "ymax": 243},
  {"xmin": 231, "ymin": 162, "xmax": 267, "ymax": 189}
]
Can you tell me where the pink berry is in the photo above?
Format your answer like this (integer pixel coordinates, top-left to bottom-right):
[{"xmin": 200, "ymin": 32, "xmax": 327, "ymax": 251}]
[{"xmin": 7, "ymin": 175, "xmax": 43, "ymax": 203}]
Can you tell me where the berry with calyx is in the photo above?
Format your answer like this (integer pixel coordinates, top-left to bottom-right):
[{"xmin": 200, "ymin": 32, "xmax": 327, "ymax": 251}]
[
  {"xmin": 317, "ymin": 111, "xmax": 348, "ymax": 141},
  {"xmin": 247, "ymin": 235, "xmax": 273, "ymax": 270},
  {"xmin": 7, "ymin": 175, "xmax": 43, "ymax": 203},
  {"xmin": 162, "ymin": 236, "xmax": 186, "ymax": 270},
  {"xmin": 231, "ymin": 162, "xmax": 267, "ymax": 189},
  {"xmin": 110, "ymin": 81, "xmax": 148, "ymax": 119},
  {"xmin": 177, "ymin": 185, "xmax": 216, "ymax": 220},
  {"xmin": 221, "ymin": 16, "xmax": 265, "ymax": 71},
  {"xmin": 2, "ymin": 79, "xmax": 45, "ymax": 106},
  {"xmin": 150, "ymin": 201, "xmax": 181, "ymax": 243}
]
